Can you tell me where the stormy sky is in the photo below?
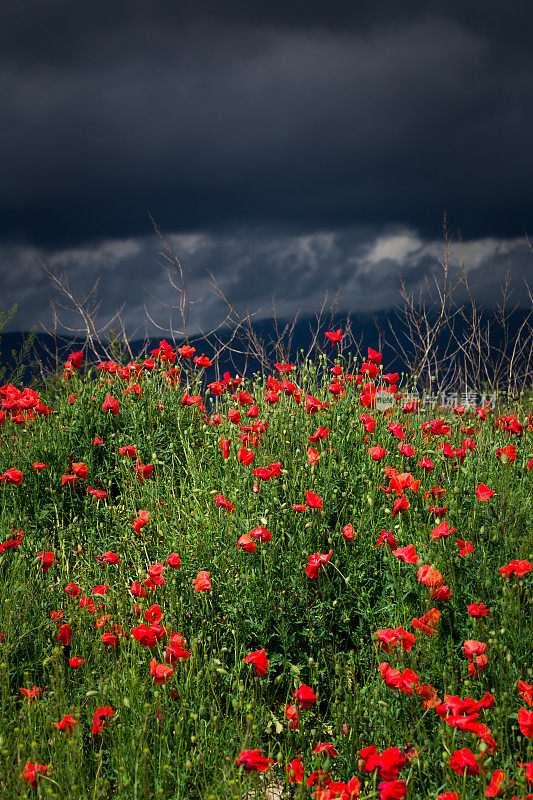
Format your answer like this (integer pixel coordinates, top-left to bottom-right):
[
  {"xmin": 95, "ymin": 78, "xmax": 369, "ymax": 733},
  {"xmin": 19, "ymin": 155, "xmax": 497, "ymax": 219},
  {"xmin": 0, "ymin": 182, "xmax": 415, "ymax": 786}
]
[{"xmin": 1, "ymin": 0, "xmax": 532, "ymax": 336}]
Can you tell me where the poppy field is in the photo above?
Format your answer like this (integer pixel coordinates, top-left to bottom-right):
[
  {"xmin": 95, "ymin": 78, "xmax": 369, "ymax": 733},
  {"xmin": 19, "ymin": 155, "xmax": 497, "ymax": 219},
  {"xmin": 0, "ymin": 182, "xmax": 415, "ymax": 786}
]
[{"xmin": 0, "ymin": 337, "xmax": 532, "ymax": 799}]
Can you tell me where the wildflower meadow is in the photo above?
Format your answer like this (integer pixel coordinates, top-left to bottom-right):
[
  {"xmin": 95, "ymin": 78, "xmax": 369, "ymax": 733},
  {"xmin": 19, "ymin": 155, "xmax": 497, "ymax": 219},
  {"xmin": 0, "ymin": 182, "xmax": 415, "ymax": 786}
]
[{"xmin": 0, "ymin": 336, "xmax": 532, "ymax": 799}]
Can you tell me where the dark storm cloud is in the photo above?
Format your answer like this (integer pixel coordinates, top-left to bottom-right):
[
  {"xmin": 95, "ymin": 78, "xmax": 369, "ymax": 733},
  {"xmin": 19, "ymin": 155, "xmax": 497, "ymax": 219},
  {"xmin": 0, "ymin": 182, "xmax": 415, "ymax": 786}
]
[
  {"xmin": 1, "ymin": 227, "xmax": 531, "ymax": 336},
  {"xmin": 1, "ymin": 1, "xmax": 532, "ymax": 248}
]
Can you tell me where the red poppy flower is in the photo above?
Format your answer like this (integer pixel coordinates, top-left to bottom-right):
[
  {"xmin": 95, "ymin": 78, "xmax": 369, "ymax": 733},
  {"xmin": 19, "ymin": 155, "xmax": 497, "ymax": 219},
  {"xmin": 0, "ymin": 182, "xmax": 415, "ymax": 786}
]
[
  {"xmin": 135, "ymin": 461, "xmax": 153, "ymax": 481},
  {"xmin": 130, "ymin": 580, "xmax": 147, "ymax": 597},
  {"xmin": 71, "ymin": 462, "xmax": 88, "ymax": 479},
  {"xmin": 475, "ymin": 484, "xmax": 496, "ymax": 501},
  {"xmin": 148, "ymin": 563, "xmax": 166, "ymax": 583},
  {"xmin": 243, "ymin": 648, "xmax": 269, "ymax": 675},
  {"xmin": 68, "ymin": 657, "xmax": 85, "ymax": 668},
  {"xmin": 20, "ymin": 761, "xmax": 49, "ymax": 789},
  {"xmin": 285, "ymin": 705, "xmax": 299, "ymax": 729},
  {"xmin": 37, "ymin": 550, "xmax": 55, "ymax": 571},
  {"xmin": 91, "ymin": 705, "xmax": 114, "ymax": 735},
  {"xmin": 215, "ymin": 494, "xmax": 235, "ymax": 512},
  {"xmin": 150, "ymin": 658, "xmax": 174, "ymax": 684},
  {"xmin": 368, "ymin": 446, "xmax": 387, "ymax": 461},
  {"xmin": 88, "ymin": 487, "xmax": 107, "ymax": 499},
  {"xmin": 360, "ymin": 383, "xmax": 377, "ymax": 408},
  {"xmin": 309, "ymin": 425, "xmax": 329, "ymax": 442},
  {"xmin": 499, "ymin": 560, "xmax": 531, "ymax": 577},
  {"xmin": 398, "ymin": 442, "xmax": 416, "ymax": 456},
  {"xmin": 467, "ymin": 602, "xmax": 489, "ymax": 617},
  {"xmin": 378, "ymin": 780, "xmax": 407, "ymax": 800},
  {"xmin": 431, "ymin": 521, "xmax": 457, "ymax": 540},
  {"xmin": 517, "ymin": 760, "xmax": 533, "ymax": 786},
  {"xmin": 313, "ymin": 743, "xmax": 338, "ymax": 758},
  {"xmin": 253, "ymin": 462, "xmax": 282, "ymax": 481},
  {"xmin": 463, "ymin": 640, "xmax": 487, "ymax": 660},
  {"xmin": 392, "ymin": 627, "xmax": 416, "ymax": 652},
  {"xmin": 424, "ymin": 485, "xmax": 446, "ymax": 500},
  {"xmin": 325, "ymin": 329, "xmax": 343, "ymax": 346},
  {"xmin": 417, "ymin": 456, "xmax": 434, "ymax": 473},
  {"xmin": 455, "ymin": 539, "xmax": 474, "ymax": 556},
  {"xmin": 144, "ymin": 604, "xmax": 162, "ymax": 624},
  {"xmin": 193, "ymin": 353, "xmax": 212, "ymax": 368},
  {"xmin": 93, "ymin": 436, "xmax": 104, "ymax": 445},
  {"xmin": 33, "ymin": 462, "xmax": 49, "ymax": 471},
  {"xmin": 342, "ymin": 523, "xmax": 355, "ymax": 541},
  {"xmin": 293, "ymin": 504, "xmax": 308, "ymax": 511},
  {"xmin": 495, "ymin": 445, "xmax": 516, "ymax": 463},
  {"xmin": 178, "ymin": 345, "xmax": 196, "ymax": 358},
  {"xmin": 54, "ymin": 714, "xmax": 79, "ymax": 737},
  {"xmin": 65, "ymin": 581, "xmax": 81, "ymax": 598},
  {"xmin": 374, "ymin": 530, "xmax": 399, "ymax": 550},
  {"xmin": 392, "ymin": 545, "xmax": 419, "ymax": 564},
  {"xmin": 274, "ymin": 362, "xmax": 294, "ymax": 373},
  {"xmin": 165, "ymin": 640, "xmax": 190, "ymax": 665},
  {"xmin": 305, "ymin": 490, "xmax": 323, "ymax": 509},
  {"xmin": 237, "ymin": 447, "xmax": 254, "ymax": 465},
  {"xmin": 366, "ymin": 347, "xmax": 382, "ymax": 364},
  {"xmin": 376, "ymin": 748, "xmax": 407, "ymax": 780},
  {"xmin": 308, "ymin": 446, "xmax": 320, "ymax": 465},
  {"xmin": 417, "ymin": 565, "xmax": 443, "ymax": 587},
  {"xmin": 449, "ymin": 748, "xmax": 484, "ymax": 776},
  {"xmin": 237, "ymin": 534, "xmax": 257, "ymax": 553},
  {"xmin": 286, "ymin": 756, "xmax": 304, "ymax": 782},
  {"xmin": 97, "ymin": 552, "xmax": 120, "ymax": 565},
  {"xmin": 194, "ymin": 571, "xmax": 211, "ymax": 591},
  {"xmin": 166, "ymin": 552, "xmax": 180, "ymax": 568},
  {"xmin": 102, "ymin": 394, "xmax": 119, "ymax": 414},
  {"xmin": 359, "ymin": 414, "xmax": 376, "ymax": 433},
  {"xmin": 392, "ymin": 494, "xmax": 409, "ymax": 517},
  {"xmin": 293, "ymin": 684, "xmax": 317, "ymax": 708},
  {"xmin": 518, "ymin": 708, "xmax": 533, "ymax": 738},
  {"xmin": 249, "ymin": 526, "xmax": 272, "ymax": 542},
  {"xmin": 164, "ymin": 634, "xmax": 190, "ymax": 664},
  {"xmin": 306, "ymin": 550, "xmax": 333, "ymax": 578},
  {"xmin": 359, "ymin": 745, "xmax": 380, "ymax": 773},
  {"xmin": 218, "ymin": 437, "xmax": 231, "ymax": 459},
  {"xmin": 264, "ymin": 389, "xmax": 280, "ymax": 404},
  {"xmin": 375, "ymin": 628, "xmax": 398, "ymax": 653},
  {"xmin": 101, "ymin": 632, "xmax": 119, "ymax": 649},
  {"xmin": 132, "ymin": 625, "xmax": 158, "ymax": 648},
  {"xmin": 412, "ymin": 608, "xmax": 440, "ymax": 635},
  {"xmin": 79, "ymin": 596, "xmax": 96, "ymax": 612},
  {"xmin": 56, "ymin": 624, "xmax": 72, "ymax": 646},
  {"xmin": 132, "ymin": 510, "xmax": 150, "ymax": 533},
  {"xmin": 61, "ymin": 474, "xmax": 77, "ymax": 486},
  {"xmin": 67, "ymin": 350, "xmax": 84, "ymax": 369},
  {"xmin": 518, "ymin": 680, "xmax": 533, "ymax": 706},
  {"xmin": 237, "ymin": 749, "xmax": 275, "ymax": 771},
  {"xmin": 20, "ymin": 685, "xmax": 42, "ymax": 702},
  {"xmin": 361, "ymin": 361, "xmax": 379, "ymax": 379},
  {"xmin": 343, "ymin": 776, "xmax": 361, "ymax": 798},
  {"xmin": 306, "ymin": 770, "xmax": 331, "ymax": 789},
  {"xmin": 1, "ymin": 468, "xmax": 23, "ymax": 485},
  {"xmin": 485, "ymin": 769, "xmax": 506, "ymax": 797},
  {"xmin": 430, "ymin": 584, "xmax": 452, "ymax": 602}
]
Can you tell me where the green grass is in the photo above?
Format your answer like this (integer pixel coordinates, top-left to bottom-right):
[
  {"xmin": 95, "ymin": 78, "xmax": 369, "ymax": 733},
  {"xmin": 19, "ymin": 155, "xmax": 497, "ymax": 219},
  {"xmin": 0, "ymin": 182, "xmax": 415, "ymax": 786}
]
[{"xmin": 0, "ymin": 346, "xmax": 532, "ymax": 799}]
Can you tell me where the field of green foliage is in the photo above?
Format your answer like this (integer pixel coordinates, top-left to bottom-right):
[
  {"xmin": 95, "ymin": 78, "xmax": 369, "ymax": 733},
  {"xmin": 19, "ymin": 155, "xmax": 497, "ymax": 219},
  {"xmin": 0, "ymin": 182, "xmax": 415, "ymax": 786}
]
[{"xmin": 0, "ymin": 338, "xmax": 532, "ymax": 799}]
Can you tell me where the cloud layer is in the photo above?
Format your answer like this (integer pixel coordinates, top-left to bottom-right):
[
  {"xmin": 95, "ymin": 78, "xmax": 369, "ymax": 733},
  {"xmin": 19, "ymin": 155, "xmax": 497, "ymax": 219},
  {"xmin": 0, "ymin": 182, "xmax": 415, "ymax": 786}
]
[
  {"xmin": 1, "ymin": 1, "xmax": 531, "ymax": 331},
  {"xmin": 1, "ymin": 1, "xmax": 532, "ymax": 247},
  {"xmin": 2, "ymin": 226, "xmax": 530, "ymax": 335}
]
